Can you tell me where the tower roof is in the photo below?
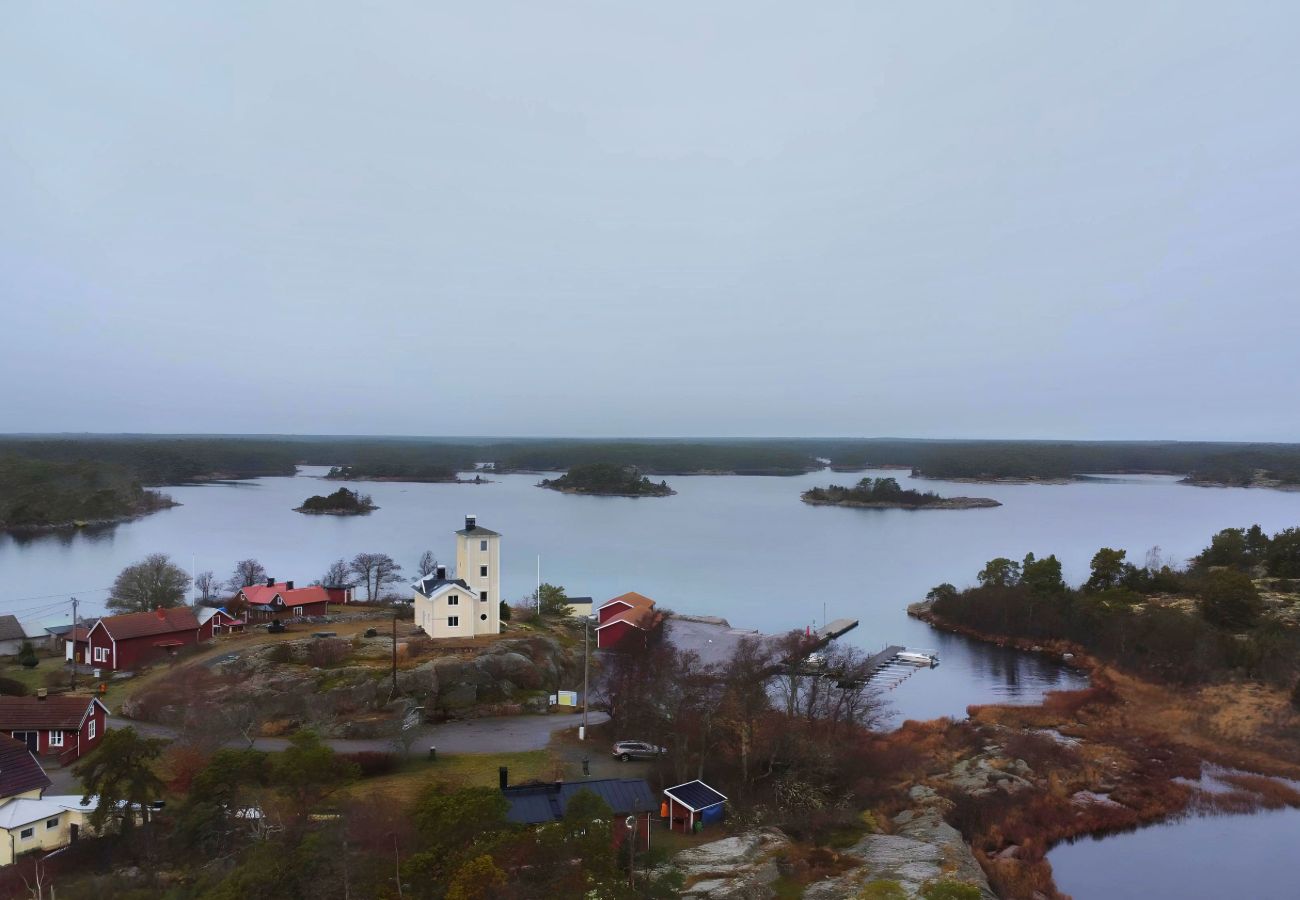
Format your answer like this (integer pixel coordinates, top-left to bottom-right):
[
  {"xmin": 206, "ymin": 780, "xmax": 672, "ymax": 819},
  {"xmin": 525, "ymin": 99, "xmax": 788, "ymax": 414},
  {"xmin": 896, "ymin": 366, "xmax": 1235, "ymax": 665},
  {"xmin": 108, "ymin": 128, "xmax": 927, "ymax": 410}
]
[{"xmin": 455, "ymin": 524, "xmax": 500, "ymax": 537}]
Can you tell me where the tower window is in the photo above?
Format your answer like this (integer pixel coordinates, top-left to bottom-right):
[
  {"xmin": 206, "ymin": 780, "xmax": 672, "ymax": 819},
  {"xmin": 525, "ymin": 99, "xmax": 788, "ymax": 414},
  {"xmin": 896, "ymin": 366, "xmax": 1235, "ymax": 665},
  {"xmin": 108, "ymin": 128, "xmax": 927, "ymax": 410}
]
[
  {"xmin": 448, "ymin": 616, "xmax": 459, "ymax": 627},
  {"xmin": 448, "ymin": 595, "xmax": 459, "ymax": 606},
  {"xmin": 480, "ymin": 566, "xmax": 488, "ymax": 577},
  {"xmin": 480, "ymin": 591, "xmax": 488, "ymax": 602},
  {"xmin": 480, "ymin": 540, "xmax": 488, "ymax": 551}
]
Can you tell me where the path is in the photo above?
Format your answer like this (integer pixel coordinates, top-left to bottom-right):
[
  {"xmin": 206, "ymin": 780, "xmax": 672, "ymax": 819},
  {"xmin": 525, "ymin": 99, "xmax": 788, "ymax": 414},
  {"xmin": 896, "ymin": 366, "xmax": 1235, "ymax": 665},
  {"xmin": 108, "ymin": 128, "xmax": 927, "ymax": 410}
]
[{"xmin": 109, "ymin": 710, "xmax": 610, "ymax": 754}]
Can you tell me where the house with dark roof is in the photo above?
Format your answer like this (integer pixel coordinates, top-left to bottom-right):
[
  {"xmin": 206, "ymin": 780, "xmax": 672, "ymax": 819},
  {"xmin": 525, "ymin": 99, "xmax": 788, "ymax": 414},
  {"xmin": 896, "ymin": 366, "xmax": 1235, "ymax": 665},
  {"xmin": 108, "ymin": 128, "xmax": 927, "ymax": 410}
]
[
  {"xmin": 663, "ymin": 780, "xmax": 727, "ymax": 833},
  {"xmin": 498, "ymin": 767, "xmax": 656, "ymax": 850},
  {"xmin": 0, "ymin": 695, "xmax": 108, "ymax": 763},
  {"xmin": 235, "ymin": 579, "xmax": 330, "ymax": 622},
  {"xmin": 595, "ymin": 592, "xmax": 661, "ymax": 650},
  {"xmin": 0, "ymin": 735, "xmax": 103, "ymax": 866},
  {"xmin": 85, "ymin": 606, "xmax": 214, "ymax": 671},
  {"xmin": 0, "ymin": 616, "xmax": 30, "ymax": 657}
]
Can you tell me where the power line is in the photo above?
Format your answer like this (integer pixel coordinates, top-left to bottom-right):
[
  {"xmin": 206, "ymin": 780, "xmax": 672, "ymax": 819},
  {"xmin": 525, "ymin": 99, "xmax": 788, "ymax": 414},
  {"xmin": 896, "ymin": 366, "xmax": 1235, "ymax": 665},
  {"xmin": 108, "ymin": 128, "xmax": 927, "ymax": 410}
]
[{"xmin": 0, "ymin": 587, "xmax": 111, "ymax": 608}]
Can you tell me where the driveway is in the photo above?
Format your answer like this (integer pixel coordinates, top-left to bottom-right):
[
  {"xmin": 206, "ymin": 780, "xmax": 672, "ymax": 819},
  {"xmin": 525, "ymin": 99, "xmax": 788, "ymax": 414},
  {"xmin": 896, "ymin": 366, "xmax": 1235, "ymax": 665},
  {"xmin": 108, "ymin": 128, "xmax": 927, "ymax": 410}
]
[{"xmin": 109, "ymin": 710, "xmax": 609, "ymax": 755}]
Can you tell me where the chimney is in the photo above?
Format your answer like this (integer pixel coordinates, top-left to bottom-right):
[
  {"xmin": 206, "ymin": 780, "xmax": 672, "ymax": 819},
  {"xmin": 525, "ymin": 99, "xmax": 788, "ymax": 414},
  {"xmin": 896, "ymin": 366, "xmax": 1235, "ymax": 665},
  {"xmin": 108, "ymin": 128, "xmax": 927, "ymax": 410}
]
[
  {"xmin": 436, "ymin": 565, "xmax": 447, "ymax": 580},
  {"xmin": 156, "ymin": 606, "xmax": 166, "ymax": 620},
  {"xmin": 266, "ymin": 577, "xmax": 275, "ymax": 587},
  {"xmin": 286, "ymin": 580, "xmax": 294, "ymax": 590},
  {"xmin": 36, "ymin": 688, "xmax": 47, "ymax": 701},
  {"xmin": 465, "ymin": 514, "xmax": 476, "ymax": 531},
  {"xmin": 499, "ymin": 766, "xmax": 508, "ymax": 790}
]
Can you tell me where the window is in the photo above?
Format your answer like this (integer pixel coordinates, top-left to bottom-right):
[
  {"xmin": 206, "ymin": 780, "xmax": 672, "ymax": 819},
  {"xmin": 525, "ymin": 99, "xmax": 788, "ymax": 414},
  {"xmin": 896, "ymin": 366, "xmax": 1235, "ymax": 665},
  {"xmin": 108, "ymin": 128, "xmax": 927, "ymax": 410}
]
[
  {"xmin": 480, "ymin": 591, "xmax": 488, "ymax": 602},
  {"xmin": 480, "ymin": 566, "xmax": 488, "ymax": 577},
  {"xmin": 49, "ymin": 730, "xmax": 64, "ymax": 747},
  {"xmin": 46, "ymin": 818, "xmax": 59, "ymax": 830},
  {"xmin": 88, "ymin": 719, "xmax": 96, "ymax": 740},
  {"xmin": 19, "ymin": 828, "xmax": 33, "ymax": 840},
  {"xmin": 448, "ymin": 595, "xmax": 459, "ymax": 606},
  {"xmin": 93, "ymin": 646, "xmax": 108, "ymax": 663},
  {"xmin": 448, "ymin": 616, "xmax": 459, "ymax": 627},
  {"xmin": 292, "ymin": 606, "xmax": 303, "ymax": 616},
  {"xmin": 480, "ymin": 540, "xmax": 488, "ymax": 551},
  {"xmin": 480, "ymin": 613, "xmax": 488, "ymax": 621}
]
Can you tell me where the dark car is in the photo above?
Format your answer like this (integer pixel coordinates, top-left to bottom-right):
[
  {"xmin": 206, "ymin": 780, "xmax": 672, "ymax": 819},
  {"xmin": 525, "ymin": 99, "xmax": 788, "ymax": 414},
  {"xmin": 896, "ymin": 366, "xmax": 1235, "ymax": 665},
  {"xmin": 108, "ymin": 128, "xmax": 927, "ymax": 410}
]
[{"xmin": 612, "ymin": 740, "xmax": 666, "ymax": 761}]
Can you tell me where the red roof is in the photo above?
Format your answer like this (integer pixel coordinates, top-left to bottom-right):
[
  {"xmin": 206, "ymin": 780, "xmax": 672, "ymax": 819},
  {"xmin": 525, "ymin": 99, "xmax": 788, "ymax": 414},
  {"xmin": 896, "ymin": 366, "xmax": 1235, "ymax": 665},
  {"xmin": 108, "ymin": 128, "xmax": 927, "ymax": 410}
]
[
  {"xmin": 596, "ymin": 605, "xmax": 657, "ymax": 631},
  {"xmin": 0, "ymin": 735, "xmax": 51, "ymax": 799},
  {"xmin": 0, "ymin": 696, "xmax": 106, "ymax": 730},
  {"xmin": 600, "ymin": 592, "xmax": 656, "ymax": 611},
  {"xmin": 95, "ymin": 606, "xmax": 201, "ymax": 640},
  {"xmin": 240, "ymin": 583, "xmax": 330, "ymax": 607}
]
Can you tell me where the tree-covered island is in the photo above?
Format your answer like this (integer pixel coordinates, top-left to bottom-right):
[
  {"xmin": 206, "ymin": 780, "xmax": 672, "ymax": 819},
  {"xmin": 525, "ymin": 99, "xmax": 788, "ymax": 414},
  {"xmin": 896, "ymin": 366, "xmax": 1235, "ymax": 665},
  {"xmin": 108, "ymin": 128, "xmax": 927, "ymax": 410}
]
[
  {"xmin": 538, "ymin": 462, "xmax": 675, "ymax": 497},
  {"xmin": 0, "ymin": 456, "xmax": 177, "ymax": 530},
  {"xmin": 802, "ymin": 476, "xmax": 1000, "ymax": 509},
  {"xmin": 294, "ymin": 486, "xmax": 377, "ymax": 515},
  {"xmin": 325, "ymin": 463, "xmax": 480, "ymax": 483}
]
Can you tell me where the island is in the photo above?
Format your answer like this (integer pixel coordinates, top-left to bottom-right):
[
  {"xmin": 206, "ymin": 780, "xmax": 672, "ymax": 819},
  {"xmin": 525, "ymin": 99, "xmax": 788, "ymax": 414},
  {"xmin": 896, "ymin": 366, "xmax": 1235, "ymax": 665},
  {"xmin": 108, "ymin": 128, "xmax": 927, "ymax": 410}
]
[
  {"xmin": 325, "ymin": 464, "xmax": 482, "ymax": 483},
  {"xmin": 802, "ymin": 476, "xmax": 1000, "ymax": 509},
  {"xmin": 538, "ymin": 463, "xmax": 675, "ymax": 497},
  {"xmin": 0, "ymin": 456, "xmax": 177, "ymax": 531},
  {"xmin": 295, "ymin": 486, "xmax": 377, "ymax": 515}
]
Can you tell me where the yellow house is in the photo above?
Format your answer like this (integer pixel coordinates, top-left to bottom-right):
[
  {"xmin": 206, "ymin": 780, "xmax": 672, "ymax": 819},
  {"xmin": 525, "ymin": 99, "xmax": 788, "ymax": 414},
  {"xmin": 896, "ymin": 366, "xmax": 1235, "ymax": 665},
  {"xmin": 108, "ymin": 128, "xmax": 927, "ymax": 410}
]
[
  {"xmin": 412, "ymin": 515, "xmax": 502, "ymax": 638},
  {"xmin": 565, "ymin": 596, "xmax": 594, "ymax": 619},
  {"xmin": 0, "ymin": 734, "xmax": 54, "ymax": 867}
]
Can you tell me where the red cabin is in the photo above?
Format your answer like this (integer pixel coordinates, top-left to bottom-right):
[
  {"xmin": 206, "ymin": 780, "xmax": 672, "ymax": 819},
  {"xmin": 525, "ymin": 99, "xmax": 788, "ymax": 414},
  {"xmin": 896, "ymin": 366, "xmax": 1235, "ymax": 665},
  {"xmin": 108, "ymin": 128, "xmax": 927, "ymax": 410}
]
[
  {"xmin": 0, "ymin": 695, "xmax": 108, "ymax": 764},
  {"xmin": 236, "ymin": 580, "xmax": 331, "ymax": 621},
  {"xmin": 85, "ymin": 607, "xmax": 214, "ymax": 671},
  {"xmin": 595, "ymin": 592, "xmax": 659, "ymax": 650}
]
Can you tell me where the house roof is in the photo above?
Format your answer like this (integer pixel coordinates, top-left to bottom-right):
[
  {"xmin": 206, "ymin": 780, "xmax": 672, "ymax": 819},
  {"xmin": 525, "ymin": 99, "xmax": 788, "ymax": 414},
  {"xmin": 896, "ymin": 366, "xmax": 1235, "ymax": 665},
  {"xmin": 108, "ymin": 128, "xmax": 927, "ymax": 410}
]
[
  {"xmin": 196, "ymin": 607, "xmax": 244, "ymax": 626},
  {"xmin": 599, "ymin": 592, "xmax": 656, "ymax": 612},
  {"xmin": 595, "ymin": 605, "xmax": 657, "ymax": 631},
  {"xmin": 455, "ymin": 522, "xmax": 500, "ymax": 537},
  {"xmin": 411, "ymin": 574, "xmax": 473, "ymax": 599},
  {"xmin": 502, "ymin": 778, "xmax": 656, "ymax": 825},
  {"xmin": 0, "ymin": 735, "xmax": 52, "ymax": 800},
  {"xmin": 0, "ymin": 615, "xmax": 27, "ymax": 642},
  {"xmin": 0, "ymin": 797, "xmax": 65, "ymax": 830},
  {"xmin": 94, "ymin": 606, "xmax": 201, "ymax": 641},
  {"xmin": 567, "ymin": 597, "xmax": 594, "ymax": 606},
  {"xmin": 663, "ymin": 780, "xmax": 727, "ymax": 812},
  {"xmin": 239, "ymin": 584, "xmax": 330, "ymax": 608},
  {"xmin": 0, "ymin": 696, "xmax": 107, "ymax": 731}
]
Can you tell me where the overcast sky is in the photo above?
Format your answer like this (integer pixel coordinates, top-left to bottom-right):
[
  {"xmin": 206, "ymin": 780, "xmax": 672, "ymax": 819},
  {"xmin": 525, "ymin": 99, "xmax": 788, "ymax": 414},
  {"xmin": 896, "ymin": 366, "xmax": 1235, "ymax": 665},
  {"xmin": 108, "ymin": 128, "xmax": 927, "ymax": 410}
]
[{"xmin": 2, "ymin": 3, "xmax": 1297, "ymax": 440}]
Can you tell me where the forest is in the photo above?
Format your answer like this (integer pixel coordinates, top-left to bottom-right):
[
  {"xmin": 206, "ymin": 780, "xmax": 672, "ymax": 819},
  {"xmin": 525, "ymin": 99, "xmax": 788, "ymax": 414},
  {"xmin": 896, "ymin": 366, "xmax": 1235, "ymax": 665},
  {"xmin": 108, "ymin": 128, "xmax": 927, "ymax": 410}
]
[
  {"xmin": 538, "ymin": 463, "xmax": 674, "ymax": 496},
  {"xmin": 922, "ymin": 524, "xmax": 1300, "ymax": 688},
  {"xmin": 802, "ymin": 476, "xmax": 997, "ymax": 509},
  {"xmin": 0, "ymin": 456, "xmax": 175, "ymax": 530}
]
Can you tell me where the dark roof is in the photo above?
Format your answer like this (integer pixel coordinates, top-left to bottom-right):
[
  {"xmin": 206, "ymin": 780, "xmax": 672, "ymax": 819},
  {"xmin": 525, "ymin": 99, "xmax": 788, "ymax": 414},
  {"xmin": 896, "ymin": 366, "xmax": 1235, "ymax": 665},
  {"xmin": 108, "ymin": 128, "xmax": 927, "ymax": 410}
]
[
  {"xmin": 96, "ymin": 606, "xmax": 200, "ymax": 640},
  {"xmin": 44, "ymin": 624, "xmax": 75, "ymax": 637},
  {"xmin": 412, "ymin": 574, "xmax": 472, "ymax": 599},
  {"xmin": 456, "ymin": 524, "xmax": 501, "ymax": 537},
  {"xmin": 0, "ymin": 696, "xmax": 106, "ymax": 730},
  {"xmin": 0, "ymin": 735, "xmax": 52, "ymax": 799},
  {"xmin": 663, "ymin": 780, "xmax": 727, "ymax": 812},
  {"xmin": 567, "ymin": 597, "xmax": 594, "ymax": 605},
  {"xmin": 0, "ymin": 615, "xmax": 26, "ymax": 642},
  {"xmin": 502, "ymin": 779, "xmax": 655, "ymax": 825}
]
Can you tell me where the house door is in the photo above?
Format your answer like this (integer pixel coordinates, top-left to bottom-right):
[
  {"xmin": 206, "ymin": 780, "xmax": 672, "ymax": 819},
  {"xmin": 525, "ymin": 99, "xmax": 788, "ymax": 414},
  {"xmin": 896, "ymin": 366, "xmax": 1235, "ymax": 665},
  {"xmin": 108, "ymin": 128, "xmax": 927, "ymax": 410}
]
[{"xmin": 13, "ymin": 731, "xmax": 36, "ymax": 752}]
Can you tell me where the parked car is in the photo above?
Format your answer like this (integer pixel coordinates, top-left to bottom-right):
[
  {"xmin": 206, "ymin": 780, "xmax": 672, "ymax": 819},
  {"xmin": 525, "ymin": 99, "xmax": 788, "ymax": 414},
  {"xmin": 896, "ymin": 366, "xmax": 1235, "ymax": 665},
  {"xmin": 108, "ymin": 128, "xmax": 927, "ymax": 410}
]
[{"xmin": 612, "ymin": 740, "xmax": 666, "ymax": 762}]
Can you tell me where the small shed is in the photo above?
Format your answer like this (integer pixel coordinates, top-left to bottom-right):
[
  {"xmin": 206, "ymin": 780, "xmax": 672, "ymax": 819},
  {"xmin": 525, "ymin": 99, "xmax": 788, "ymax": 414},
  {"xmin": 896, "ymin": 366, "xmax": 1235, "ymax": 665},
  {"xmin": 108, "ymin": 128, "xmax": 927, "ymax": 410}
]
[{"xmin": 663, "ymin": 780, "xmax": 727, "ymax": 833}]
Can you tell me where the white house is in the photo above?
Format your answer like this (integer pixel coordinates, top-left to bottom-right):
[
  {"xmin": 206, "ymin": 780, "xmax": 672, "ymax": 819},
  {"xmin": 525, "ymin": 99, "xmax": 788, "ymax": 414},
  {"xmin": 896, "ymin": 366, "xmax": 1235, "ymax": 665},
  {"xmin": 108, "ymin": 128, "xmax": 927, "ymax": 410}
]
[{"xmin": 412, "ymin": 515, "xmax": 502, "ymax": 638}]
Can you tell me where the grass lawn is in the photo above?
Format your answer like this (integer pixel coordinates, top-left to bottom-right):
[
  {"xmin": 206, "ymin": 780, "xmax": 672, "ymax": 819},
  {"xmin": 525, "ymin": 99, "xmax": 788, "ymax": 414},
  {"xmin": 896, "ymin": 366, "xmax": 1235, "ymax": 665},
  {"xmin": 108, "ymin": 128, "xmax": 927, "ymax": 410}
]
[
  {"xmin": 0, "ymin": 657, "xmax": 62, "ymax": 693},
  {"xmin": 345, "ymin": 750, "xmax": 560, "ymax": 804}
]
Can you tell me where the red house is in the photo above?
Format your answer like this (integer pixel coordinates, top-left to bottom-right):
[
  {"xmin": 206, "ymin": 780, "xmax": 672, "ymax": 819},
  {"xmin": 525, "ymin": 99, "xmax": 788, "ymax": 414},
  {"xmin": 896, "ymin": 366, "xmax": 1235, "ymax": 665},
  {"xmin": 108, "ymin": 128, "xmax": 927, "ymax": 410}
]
[
  {"xmin": 236, "ymin": 580, "xmax": 331, "ymax": 622},
  {"xmin": 595, "ymin": 592, "xmax": 659, "ymax": 650},
  {"xmin": 197, "ymin": 607, "xmax": 246, "ymax": 635},
  {"xmin": 85, "ymin": 607, "xmax": 214, "ymax": 671},
  {"xmin": 0, "ymin": 695, "xmax": 109, "ymax": 764},
  {"xmin": 322, "ymin": 583, "xmax": 355, "ymax": 604}
]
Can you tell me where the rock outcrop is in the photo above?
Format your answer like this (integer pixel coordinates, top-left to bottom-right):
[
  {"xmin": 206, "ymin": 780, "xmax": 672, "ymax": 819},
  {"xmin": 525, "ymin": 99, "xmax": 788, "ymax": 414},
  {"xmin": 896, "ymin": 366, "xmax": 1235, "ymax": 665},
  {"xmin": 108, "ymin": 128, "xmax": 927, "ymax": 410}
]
[{"xmin": 666, "ymin": 829, "xmax": 791, "ymax": 898}]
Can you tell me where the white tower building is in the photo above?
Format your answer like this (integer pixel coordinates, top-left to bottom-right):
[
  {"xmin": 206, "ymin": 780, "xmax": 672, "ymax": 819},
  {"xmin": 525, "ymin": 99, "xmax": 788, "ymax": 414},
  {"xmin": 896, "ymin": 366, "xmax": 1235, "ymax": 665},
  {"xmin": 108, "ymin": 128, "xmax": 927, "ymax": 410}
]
[{"xmin": 456, "ymin": 514, "xmax": 501, "ymax": 635}]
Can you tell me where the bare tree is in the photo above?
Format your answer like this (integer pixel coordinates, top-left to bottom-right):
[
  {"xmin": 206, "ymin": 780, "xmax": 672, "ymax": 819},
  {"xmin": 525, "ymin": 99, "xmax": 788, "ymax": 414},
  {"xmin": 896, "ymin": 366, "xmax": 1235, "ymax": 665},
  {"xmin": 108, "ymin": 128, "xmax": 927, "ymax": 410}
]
[
  {"xmin": 227, "ymin": 558, "xmax": 268, "ymax": 593},
  {"xmin": 415, "ymin": 550, "xmax": 438, "ymax": 577},
  {"xmin": 321, "ymin": 558, "xmax": 351, "ymax": 586},
  {"xmin": 194, "ymin": 570, "xmax": 220, "ymax": 604},
  {"xmin": 349, "ymin": 553, "xmax": 404, "ymax": 602}
]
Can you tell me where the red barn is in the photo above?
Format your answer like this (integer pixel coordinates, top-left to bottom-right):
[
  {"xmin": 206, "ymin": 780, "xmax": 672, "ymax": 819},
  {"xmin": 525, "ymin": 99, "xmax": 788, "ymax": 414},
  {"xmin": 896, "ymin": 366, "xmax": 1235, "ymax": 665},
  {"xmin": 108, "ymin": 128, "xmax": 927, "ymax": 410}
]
[
  {"xmin": 0, "ymin": 695, "xmax": 109, "ymax": 764},
  {"xmin": 85, "ymin": 607, "xmax": 214, "ymax": 672},
  {"xmin": 236, "ymin": 580, "xmax": 331, "ymax": 622},
  {"xmin": 595, "ymin": 592, "xmax": 659, "ymax": 650},
  {"xmin": 322, "ymin": 583, "xmax": 355, "ymax": 604}
]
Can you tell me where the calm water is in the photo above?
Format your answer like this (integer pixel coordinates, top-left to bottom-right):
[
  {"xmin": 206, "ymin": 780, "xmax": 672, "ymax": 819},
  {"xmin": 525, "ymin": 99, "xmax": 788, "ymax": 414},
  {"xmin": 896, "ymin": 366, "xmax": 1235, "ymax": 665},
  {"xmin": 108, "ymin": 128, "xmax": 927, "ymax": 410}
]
[{"xmin": 6, "ymin": 466, "xmax": 1300, "ymax": 725}]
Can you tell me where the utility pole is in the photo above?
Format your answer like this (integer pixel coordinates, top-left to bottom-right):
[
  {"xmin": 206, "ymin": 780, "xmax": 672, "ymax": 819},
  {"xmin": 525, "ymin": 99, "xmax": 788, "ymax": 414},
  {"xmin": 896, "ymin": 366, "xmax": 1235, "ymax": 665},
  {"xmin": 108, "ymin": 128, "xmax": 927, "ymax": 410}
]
[
  {"xmin": 536, "ymin": 554, "xmax": 541, "ymax": 615},
  {"xmin": 69, "ymin": 596, "xmax": 78, "ymax": 693},
  {"xmin": 581, "ymin": 613, "xmax": 590, "ymax": 740},
  {"xmin": 390, "ymin": 609, "xmax": 398, "ymax": 701}
]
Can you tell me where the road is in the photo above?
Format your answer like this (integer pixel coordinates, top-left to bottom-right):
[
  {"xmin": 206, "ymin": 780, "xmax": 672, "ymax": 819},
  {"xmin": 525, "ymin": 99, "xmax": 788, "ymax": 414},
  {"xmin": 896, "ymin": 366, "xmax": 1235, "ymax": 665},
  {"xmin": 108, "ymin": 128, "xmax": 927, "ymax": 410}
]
[{"xmin": 109, "ymin": 710, "xmax": 610, "ymax": 754}]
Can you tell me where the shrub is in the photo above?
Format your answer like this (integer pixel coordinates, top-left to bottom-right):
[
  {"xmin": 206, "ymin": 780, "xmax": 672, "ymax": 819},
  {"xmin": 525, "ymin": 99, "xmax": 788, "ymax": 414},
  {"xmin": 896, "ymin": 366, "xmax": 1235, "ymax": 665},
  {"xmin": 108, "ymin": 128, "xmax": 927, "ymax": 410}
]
[
  {"xmin": 341, "ymin": 750, "xmax": 399, "ymax": 777},
  {"xmin": 267, "ymin": 642, "xmax": 294, "ymax": 664},
  {"xmin": 0, "ymin": 677, "xmax": 27, "ymax": 696},
  {"xmin": 307, "ymin": 638, "xmax": 350, "ymax": 668},
  {"xmin": 921, "ymin": 881, "xmax": 983, "ymax": 900},
  {"xmin": 1199, "ymin": 569, "xmax": 1264, "ymax": 630},
  {"xmin": 17, "ymin": 641, "xmax": 38, "ymax": 669},
  {"xmin": 499, "ymin": 600, "xmax": 512, "ymax": 622}
]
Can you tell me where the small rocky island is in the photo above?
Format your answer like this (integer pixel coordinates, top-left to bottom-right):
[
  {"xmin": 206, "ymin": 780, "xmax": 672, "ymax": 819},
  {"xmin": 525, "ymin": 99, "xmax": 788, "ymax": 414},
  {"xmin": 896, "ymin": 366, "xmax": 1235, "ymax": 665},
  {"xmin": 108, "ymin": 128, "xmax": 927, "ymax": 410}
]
[
  {"xmin": 326, "ymin": 464, "xmax": 485, "ymax": 483},
  {"xmin": 295, "ymin": 486, "xmax": 378, "ymax": 515},
  {"xmin": 539, "ymin": 462, "xmax": 675, "ymax": 497},
  {"xmin": 802, "ymin": 476, "xmax": 1000, "ymax": 510}
]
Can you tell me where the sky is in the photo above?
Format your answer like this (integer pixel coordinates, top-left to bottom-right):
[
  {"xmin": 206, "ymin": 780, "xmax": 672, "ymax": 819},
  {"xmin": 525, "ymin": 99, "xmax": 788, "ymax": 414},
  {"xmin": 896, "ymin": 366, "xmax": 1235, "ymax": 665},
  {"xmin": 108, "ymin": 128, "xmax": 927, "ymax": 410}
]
[{"xmin": 2, "ymin": 2, "xmax": 1298, "ymax": 440}]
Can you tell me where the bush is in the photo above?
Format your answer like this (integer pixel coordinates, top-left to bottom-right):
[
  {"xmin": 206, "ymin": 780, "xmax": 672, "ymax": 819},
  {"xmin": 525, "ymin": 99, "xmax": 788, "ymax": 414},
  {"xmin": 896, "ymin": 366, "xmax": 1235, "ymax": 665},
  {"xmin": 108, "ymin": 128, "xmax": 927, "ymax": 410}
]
[
  {"xmin": 0, "ymin": 676, "xmax": 27, "ymax": 696},
  {"xmin": 1199, "ymin": 570, "xmax": 1264, "ymax": 630},
  {"xmin": 17, "ymin": 641, "xmax": 38, "ymax": 669},
  {"xmin": 267, "ymin": 643, "xmax": 294, "ymax": 664},
  {"xmin": 306, "ymin": 638, "xmax": 350, "ymax": 668},
  {"xmin": 341, "ymin": 750, "xmax": 399, "ymax": 777},
  {"xmin": 499, "ymin": 600, "xmax": 512, "ymax": 622}
]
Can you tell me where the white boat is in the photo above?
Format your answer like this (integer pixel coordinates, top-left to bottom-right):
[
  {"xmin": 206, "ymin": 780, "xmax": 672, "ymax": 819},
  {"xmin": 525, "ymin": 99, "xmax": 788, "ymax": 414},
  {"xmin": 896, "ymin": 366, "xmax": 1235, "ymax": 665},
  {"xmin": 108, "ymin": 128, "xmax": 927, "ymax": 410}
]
[{"xmin": 896, "ymin": 649, "xmax": 939, "ymax": 666}]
